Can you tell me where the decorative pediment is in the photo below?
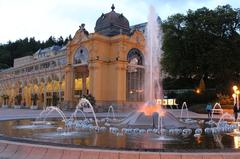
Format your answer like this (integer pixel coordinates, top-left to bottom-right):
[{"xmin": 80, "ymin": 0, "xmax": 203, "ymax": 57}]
[{"xmin": 71, "ymin": 24, "xmax": 89, "ymax": 46}]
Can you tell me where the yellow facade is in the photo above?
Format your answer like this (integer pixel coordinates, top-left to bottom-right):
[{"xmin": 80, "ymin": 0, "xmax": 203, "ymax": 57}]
[
  {"xmin": 65, "ymin": 29, "xmax": 145, "ymax": 106},
  {"xmin": 0, "ymin": 5, "xmax": 146, "ymax": 109}
]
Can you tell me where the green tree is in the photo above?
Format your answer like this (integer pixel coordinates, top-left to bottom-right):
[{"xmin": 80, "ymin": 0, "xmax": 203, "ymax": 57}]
[
  {"xmin": 162, "ymin": 5, "xmax": 240, "ymax": 93},
  {"xmin": 0, "ymin": 35, "xmax": 70, "ymax": 67}
]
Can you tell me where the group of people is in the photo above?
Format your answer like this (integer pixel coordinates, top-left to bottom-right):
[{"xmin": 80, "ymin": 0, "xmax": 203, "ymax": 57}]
[{"xmin": 206, "ymin": 103, "xmax": 239, "ymax": 121}]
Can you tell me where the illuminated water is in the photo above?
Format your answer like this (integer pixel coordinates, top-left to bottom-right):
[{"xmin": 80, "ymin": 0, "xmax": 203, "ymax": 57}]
[
  {"xmin": 144, "ymin": 6, "xmax": 163, "ymax": 102},
  {"xmin": 0, "ymin": 118, "xmax": 240, "ymax": 152}
]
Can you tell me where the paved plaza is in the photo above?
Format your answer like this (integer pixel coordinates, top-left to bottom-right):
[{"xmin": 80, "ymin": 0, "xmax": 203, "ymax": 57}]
[{"xmin": 0, "ymin": 108, "xmax": 128, "ymax": 121}]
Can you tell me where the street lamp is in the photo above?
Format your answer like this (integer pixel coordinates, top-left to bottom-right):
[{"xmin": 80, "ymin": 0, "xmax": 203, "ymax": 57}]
[
  {"xmin": 196, "ymin": 89, "xmax": 200, "ymax": 94},
  {"xmin": 233, "ymin": 85, "xmax": 238, "ymax": 92},
  {"xmin": 233, "ymin": 93, "xmax": 237, "ymax": 105},
  {"xmin": 237, "ymin": 90, "xmax": 240, "ymax": 109},
  {"xmin": 233, "ymin": 85, "xmax": 239, "ymax": 109}
]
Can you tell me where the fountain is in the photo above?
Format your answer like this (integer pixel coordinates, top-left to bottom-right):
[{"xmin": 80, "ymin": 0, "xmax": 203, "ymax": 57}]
[
  {"xmin": 217, "ymin": 112, "xmax": 235, "ymax": 128},
  {"xmin": 138, "ymin": 5, "xmax": 165, "ymax": 132},
  {"xmin": 16, "ymin": 106, "xmax": 67, "ymax": 130},
  {"xmin": 76, "ymin": 98, "xmax": 99, "ymax": 127},
  {"xmin": 180, "ymin": 102, "xmax": 189, "ymax": 120},
  {"xmin": 211, "ymin": 103, "xmax": 223, "ymax": 120},
  {"xmin": 205, "ymin": 103, "xmax": 224, "ymax": 126},
  {"xmin": 39, "ymin": 106, "xmax": 67, "ymax": 122},
  {"xmin": 134, "ymin": 4, "xmax": 164, "ymax": 121},
  {"xmin": 179, "ymin": 102, "xmax": 197, "ymax": 124},
  {"xmin": 144, "ymin": 5, "xmax": 163, "ymax": 103},
  {"xmin": 70, "ymin": 105, "xmax": 87, "ymax": 121},
  {"xmin": 6, "ymin": 96, "xmax": 240, "ymax": 152},
  {"xmin": 106, "ymin": 105, "xmax": 116, "ymax": 120},
  {"xmin": 136, "ymin": 6, "xmax": 197, "ymax": 132}
]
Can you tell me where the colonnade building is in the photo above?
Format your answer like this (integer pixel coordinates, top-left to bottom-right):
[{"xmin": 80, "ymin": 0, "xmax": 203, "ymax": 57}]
[{"xmin": 0, "ymin": 5, "xmax": 147, "ymax": 109}]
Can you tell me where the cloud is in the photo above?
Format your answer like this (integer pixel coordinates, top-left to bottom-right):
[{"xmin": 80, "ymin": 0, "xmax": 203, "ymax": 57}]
[{"xmin": 0, "ymin": 0, "xmax": 239, "ymax": 43}]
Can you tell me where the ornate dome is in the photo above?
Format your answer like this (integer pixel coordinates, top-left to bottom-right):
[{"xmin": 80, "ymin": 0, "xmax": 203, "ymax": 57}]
[{"xmin": 94, "ymin": 4, "xmax": 130, "ymax": 36}]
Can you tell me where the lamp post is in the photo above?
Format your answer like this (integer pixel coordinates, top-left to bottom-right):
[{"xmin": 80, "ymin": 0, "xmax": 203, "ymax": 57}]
[
  {"xmin": 237, "ymin": 90, "xmax": 240, "ymax": 109},
  {"xmin": 233, "ymin": 85, "xmax": 239, "ymax": 109},
  {"xmin": 233, "ymin": 93, "xmax": 237, "ymax": 105}
]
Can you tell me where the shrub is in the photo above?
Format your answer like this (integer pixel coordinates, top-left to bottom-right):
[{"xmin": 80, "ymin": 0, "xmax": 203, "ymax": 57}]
[
  {"xmin": 176, "ymin": 90, "xmax": 217, "ymax": 106},
  {"xmin": 217, "ymin": 94, "xmax": 232, "ymax": 105},
  {"xmin": 165, "ymin": 91, "xmax": 177, "ymax": 98},
  {"xmin": 163, "ymin": 78, "xmax": 197, "ymax": 90},
  {"xmin": 82, "ymin": 94, "xmax": 96, "ymax": 106}
]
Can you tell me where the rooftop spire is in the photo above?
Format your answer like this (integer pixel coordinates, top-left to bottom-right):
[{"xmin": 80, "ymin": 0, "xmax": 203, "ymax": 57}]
[{"xmin": 111, "ymin": 4, "xmax": 115, "ymax": 11}]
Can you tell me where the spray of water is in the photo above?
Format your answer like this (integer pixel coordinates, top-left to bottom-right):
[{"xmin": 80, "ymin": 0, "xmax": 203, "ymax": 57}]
[
  {"xmin": 43, "ymin": 106, "xmax": 67, "ymax": 122},
  {"xmin": 77, "ymin": 98, "xmax": 99, "ymax": 127},
  {"xmin": 140, "ymin": 5, "xmax": 164, "ymax": 118},
  {"xmin": 107, "ymin": 105, "xmax": 116, "ymax": 120},
  {"xmin": 180, "ymin": 102, "xmax": 189, "ymax": 120},
  {"xmin": 144, "ymin": 5, "xmax": 163, "ymax": 103}
]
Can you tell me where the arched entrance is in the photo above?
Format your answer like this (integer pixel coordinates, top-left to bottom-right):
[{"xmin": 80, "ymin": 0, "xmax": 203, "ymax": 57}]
[
  {"xmin": 73, "ymin": 47, "xmax": 89, "ymax": 103},
  {"xmin": 126, "ymin": 48, "xmax": 144, "ymax": 102}
]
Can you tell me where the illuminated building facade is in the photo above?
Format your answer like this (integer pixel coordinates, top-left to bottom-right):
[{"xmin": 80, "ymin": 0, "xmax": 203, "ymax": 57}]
[{"xmin": 0, "ymin": 5, "xmax": 146, "ymax": 109}]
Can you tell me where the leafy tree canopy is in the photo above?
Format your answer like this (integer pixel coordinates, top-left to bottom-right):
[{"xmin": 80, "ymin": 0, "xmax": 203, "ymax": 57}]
[
  {"xmin": 161, "ymin": 4, "xmax": 240, "ymax": 92},
  {"xmin": 0, "ymin": 35, "xmax": 71, "ymax": 69}
]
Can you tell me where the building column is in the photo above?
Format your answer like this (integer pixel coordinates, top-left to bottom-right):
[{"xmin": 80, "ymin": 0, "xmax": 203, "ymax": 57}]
[
  {"xmin": 31, "ymin": 80, "xmax": 34, "ymax": 106},
  {"xmin": 58, "ymin": 65, "xmax": 63, "ymax": 106},
  {"xmin": 113, "ymin": 62, "xmax": 128, "ymax": 104},
  {"xmin": 21, "ymin": 81, "xmax": 24, "ymax": 98},
  {"xmin": 11, "ymin": 82, "xmax": 15, "ymax": 106},
  {"xmin": 21, "ymin": 81, "xmax": 24, "ymax": 106},
  {"xmin": 82, "ymin": 74, "xmax": 86, "ymax": 95},
  {"xmin": 88, "ymin": 62, "xmax": 102, "ymax": 102},
  {"xmin": 27, "ymin": 81, "xmax": 31, "ymax": 106},
  {"xmin": 37, "ymin": 79, "xmax": 40, "ymax": 107},
  {"xmin": 64, "ymin": 65, "xmax": 74, "ymax": 107},
  {"xmin": 59, "ymin": 78, "xmax": 62, "ymax": 105},
  {"xmin": 43, "ymin": 80, "xmax": 47, "ymax": 108},
  {"xmin": 7, "ymin": 83, "xmax": 10, "ymax": 105},
  {"xmin": 51, "ymin": 80, "xmax": 54, "ymax": 106},
  {"xmin": 0, "ymin": 85, "xmax": 2, "ymax": 105}
]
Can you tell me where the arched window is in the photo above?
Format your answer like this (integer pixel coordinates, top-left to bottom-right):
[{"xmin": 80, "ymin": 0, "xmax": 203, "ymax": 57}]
[
  {"xmin": 127, "ymin": 48, "xmax": 143, "ymax": 65},
  {"xmin": 73, "ymin": 47, "xmax": 88, "ymax": 65},
  {"xmin": 126, "ymin": 48, "xmax": 144, "ymax": 102}
]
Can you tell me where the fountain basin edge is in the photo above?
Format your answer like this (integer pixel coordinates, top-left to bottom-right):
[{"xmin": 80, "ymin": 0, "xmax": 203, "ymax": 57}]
[{"xmin": 0, "ymin": 139, "xmax": 239, "ymax": 159}]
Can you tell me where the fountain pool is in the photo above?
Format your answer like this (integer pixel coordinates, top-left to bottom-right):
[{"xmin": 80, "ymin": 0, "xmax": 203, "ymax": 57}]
[{"xmin": 0, "ymin": 116, "xmax": 240, "ymax": 152}]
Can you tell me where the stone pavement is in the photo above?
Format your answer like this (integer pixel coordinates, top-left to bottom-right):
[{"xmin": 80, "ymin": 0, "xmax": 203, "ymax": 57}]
[
  {"xmin": 0, "ymin": 140, "xmax": 239, "ymax": 159},
  {"xmin": 0, "ymin": 108, "xmax": 129, "ymax": 121},
  {"xmin": 167, "ymin": 109, "xmax": 225, "ymax": 119}
]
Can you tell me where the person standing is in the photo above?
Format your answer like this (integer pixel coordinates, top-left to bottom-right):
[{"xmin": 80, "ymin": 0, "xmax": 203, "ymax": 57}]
[
  {"xmin": 206, "ymin": 103, "xmax": 212, "ymax": 119},
  {"xmin": 233, "ymin": 103, "xmax": 238, "ymax": 121}
]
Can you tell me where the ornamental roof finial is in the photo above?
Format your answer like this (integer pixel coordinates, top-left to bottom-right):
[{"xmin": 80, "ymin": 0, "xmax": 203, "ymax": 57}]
[{"xmin": 111, "ymin": 4, "xmax": 115, "ymax": 11}]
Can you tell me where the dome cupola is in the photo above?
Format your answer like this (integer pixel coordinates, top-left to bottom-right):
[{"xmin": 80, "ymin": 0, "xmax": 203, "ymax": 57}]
[{"xmin": 94, "ymin": 4, "xmax": 130, "ymax": 36}]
